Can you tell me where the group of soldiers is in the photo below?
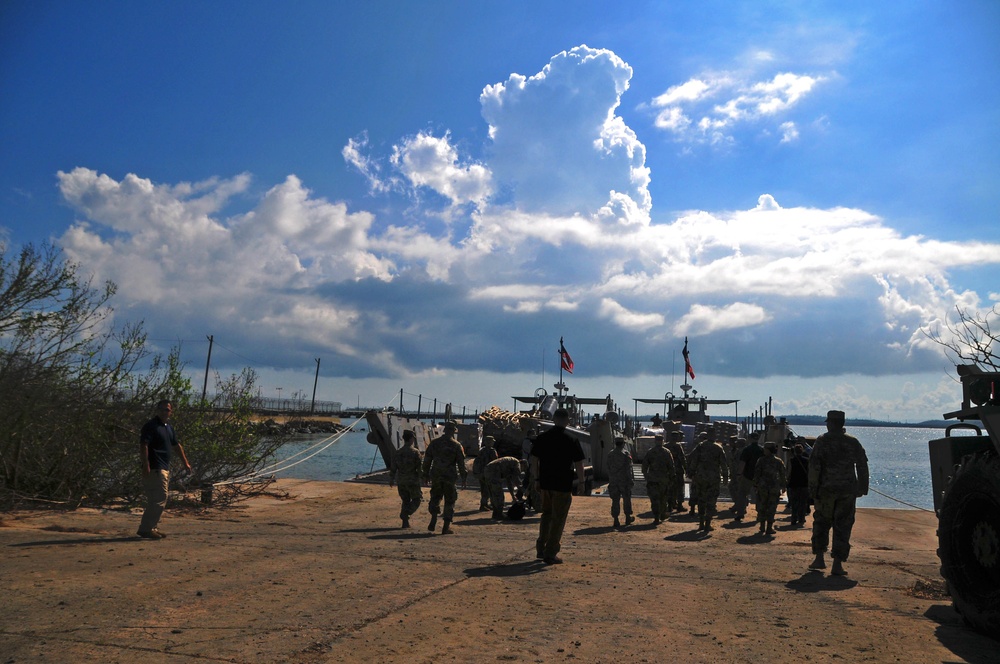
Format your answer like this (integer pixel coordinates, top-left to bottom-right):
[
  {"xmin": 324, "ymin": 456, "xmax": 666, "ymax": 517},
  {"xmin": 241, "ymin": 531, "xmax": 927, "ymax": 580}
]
[
  {"xmin": 607, "ymin": 428, "xmax": 804, "ymax": 533},
  {"xmin": 606, "ymin": 410, "xmax": 869, "ymax": 575},
  {"xmin": 389, "ymin": 421, "xmax": 527, "ymax": 534},
  {"xmin": 390, "ymin": 409, "xmax": 869, "ymax": 576}
]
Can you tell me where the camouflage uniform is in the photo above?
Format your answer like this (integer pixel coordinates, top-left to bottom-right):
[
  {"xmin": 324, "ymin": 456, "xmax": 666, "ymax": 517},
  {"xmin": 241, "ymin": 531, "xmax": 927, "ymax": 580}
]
[
  {"xmin": 665, "ymin": 436, "xmax": 687, "ymax": 511},
  {"xmin": 422, "ymin": 429, "xmax": 468, "ymax": 531},
  {"xmin": 687, "ymin": 439, "xmax": 730, "ymax": 530},
  {"xmin": 641, "ymin": 441, "xmax": 674, "ymax": 523},
  {"xmin": 485, "ymin": 456, "xmax": 522, "ymax": 518},
  {"xmin": 390, "ymin": 443, "xmax": 423, "ymax": 524},
  {"xmin": 753, "ymin": 450, "xmax": 786, "ymax": 533},
  {"xmin": 606, "ymin": 443, "xmax": 634, "ymax": 525},
  {"xmin": 809, "ymin": 428, "xmax": 869, "ymax": 563},
  {"xmin": 472, "ymin": 443, "xmax": 499, "ymax": 510}
]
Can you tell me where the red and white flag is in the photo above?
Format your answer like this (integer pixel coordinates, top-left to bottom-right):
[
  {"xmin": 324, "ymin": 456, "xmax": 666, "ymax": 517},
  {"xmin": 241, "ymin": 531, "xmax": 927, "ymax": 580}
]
[{"xmin": 559, "ymin": 337, "xmax": 574, "ymax": 374}]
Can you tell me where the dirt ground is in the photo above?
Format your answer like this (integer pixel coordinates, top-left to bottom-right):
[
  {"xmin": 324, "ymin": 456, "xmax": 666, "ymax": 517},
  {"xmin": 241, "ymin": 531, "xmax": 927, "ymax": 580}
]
[{"xmin": 1, "ymin": 479, "xmax": 996, "ymax": 664}]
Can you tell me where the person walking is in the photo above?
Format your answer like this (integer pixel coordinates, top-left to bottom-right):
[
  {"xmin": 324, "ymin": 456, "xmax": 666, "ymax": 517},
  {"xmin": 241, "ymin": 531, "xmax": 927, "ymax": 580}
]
[
  {"xmin": 137, "ymin": 400, "xmax": 191, "ymax": 539},
  {"xmin": 606, "ymin": 437, "xmax": 635, "ymax": 528},
  {"xmin": 687, "ymin": 432, "xmax": 729, "ymax": 531},
  {"xmin": 809, "ymin": 410, "xmax": 869, "ymax": 576},
  {"xmin": 732, "ymin": 433, "xmax": 763, "ymax": 523},
  {"xmin": 786, "ymin": 443, "xmax": 810, "ymax": 527},
  {"xmin": 421, "ymin": 420, "xmax": 468, "ymax": 535},
  {"xmin": 753, "ymin": 441, "xmax": 787, "ymax": 535},
  {"xmin": 472, "ymin": 436, "xmax": 499, "ymax": 511},
  {"xmin": 530, "ymin": 409, "xmax": 586, "ymax": 565},
  {"xmin": 484, "ymin": 456, "xmax": 524, "ymax": 519},
  {"xmin": 389, "ymin": 430, "xmax": 423, "ymax": 528},
  {"xmin": 665, "ymin": 429, "xmax": 687, "ymax": 512},
  {"xmin": 641, "ymin": 434, "xmax": 674, "ymax": 525}
]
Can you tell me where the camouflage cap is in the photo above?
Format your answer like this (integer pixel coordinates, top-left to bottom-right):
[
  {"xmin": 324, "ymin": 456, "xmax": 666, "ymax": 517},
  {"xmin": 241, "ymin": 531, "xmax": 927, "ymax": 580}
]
[
  {"xmin": 443, "ymin": 420, "xmax": 459, "ymax": 430},
  {"xmin": 763, "ymin": 441, "xmax": 778, "ymax": 450},
  {"xmin": 825, "ymin": 410, "xmax": 846, "ymax": 423},
  {"xmin": 483, "ymin": 435, "xmax": 495, "ymax": 446}
]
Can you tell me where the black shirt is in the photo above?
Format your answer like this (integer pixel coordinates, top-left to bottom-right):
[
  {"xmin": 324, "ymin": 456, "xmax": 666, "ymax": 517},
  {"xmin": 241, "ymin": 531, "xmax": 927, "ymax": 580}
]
[
  {"xmin": 531, "ymin": 426, "xmax": 585, "ymax": 492},
  {"xmin": 141, "ymin": 416, "xmax": 178, "ymax": 471},
  {"xmin": 739, "ymin": 442, "xmax": 764, "ymax": 480}
]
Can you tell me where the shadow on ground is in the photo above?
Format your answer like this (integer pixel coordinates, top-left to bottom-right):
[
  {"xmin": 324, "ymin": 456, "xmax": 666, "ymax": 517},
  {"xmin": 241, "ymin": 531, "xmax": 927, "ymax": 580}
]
[
  {"xmin": 464, "ymin": 560, "xmax": 547, "ymax": 578},
  {"xmin": 10, "ymin": 535, "xmax": 143, "ymax": 547},
  {"xmin": 785, "ymin": 571, "xmax": 859, "ymax": 592},
  {"xmin": 924, "ymin": 604, "xmax": 1000, "ymax": 664}
]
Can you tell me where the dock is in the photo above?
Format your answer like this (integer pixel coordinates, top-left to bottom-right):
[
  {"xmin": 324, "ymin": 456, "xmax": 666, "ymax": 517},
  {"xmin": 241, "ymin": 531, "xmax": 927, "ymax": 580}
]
[{"xmin": 1, "ymin": 480, "xmax": 995, "ymax": 663}]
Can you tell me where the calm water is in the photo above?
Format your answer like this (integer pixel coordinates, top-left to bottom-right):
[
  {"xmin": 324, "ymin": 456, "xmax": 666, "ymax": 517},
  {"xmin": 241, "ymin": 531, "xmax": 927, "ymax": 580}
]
[{"xmin": 275, "ymin": 421, "xmax": 951, "ymax": 511}]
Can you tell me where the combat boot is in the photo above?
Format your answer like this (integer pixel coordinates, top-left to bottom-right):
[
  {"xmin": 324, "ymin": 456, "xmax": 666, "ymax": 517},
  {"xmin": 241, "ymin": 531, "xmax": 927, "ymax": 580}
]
[
  {"xmin": 441, "ymin": 520, "xmax": 453, "ymax": 535},
  {"xmin": 704, "ymin": 516, "xmax": 714, "ymax": 531},
  {"xmin": 831, "ymin": 558, "xmax": 847, "ymax": 576},
  {"xmin": 428, "ymin": 514, "xmax": 438, "ymax": 531},
  {"xmin": 401, "ymin": 516, "xmax": 410, "ymax": 529},
  {"xmin": 613, "ymin": 517, "xmax": 621, "ymax": 528},
  {"xmin": 809, "ymin": 553, "xmax": 826, "ymax": 570},
  {"xmin": 625, "ymin": 514, "xmax": 635, "ymax": 526},
  {"xmin": 492, "ymin": 509, "xmax": 504, "ymax": 520},
  {"xmin": 758, "ymin": 522, "xmax": 766, "ymax": 534},
  {"xmin": 765, "ymin": 520, "xmax": 776, "ymax": 535}
]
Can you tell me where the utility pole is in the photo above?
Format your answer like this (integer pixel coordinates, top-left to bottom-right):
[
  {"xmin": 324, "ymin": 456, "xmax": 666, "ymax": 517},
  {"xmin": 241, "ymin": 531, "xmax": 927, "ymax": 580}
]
[
  {"xmin": 310, "ymin": 358, "xmax": 321, "ymax": 413},
  {"xmin": 201, "ymin": 335, "xmax": 214, "ymax": 404}
]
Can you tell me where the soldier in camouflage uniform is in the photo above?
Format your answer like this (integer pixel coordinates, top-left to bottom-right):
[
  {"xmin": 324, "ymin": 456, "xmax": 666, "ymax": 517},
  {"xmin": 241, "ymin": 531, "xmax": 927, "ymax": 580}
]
[
  {"xmin": 389, "ymin": 430, "xmax": 423, "ymax": 528},
  {"xmin": 665, "ymin": 429, "xmax": 687, "ymax": 512},
  {"xmin": 472, "ymin": 436, "xmax": 499, "ymax": 511},
  {"xmin": 687, "ymin": 432, "xmax": 730, "ymax": 531},
  {"xmin": 421, "ymin": 420, "xmax": 468, "ymax": 534},
  {"xmin": 641, "ymin": 434, "xmax": 674, "ymax": 525},
  {"xmin": 485, "ymin": 456, "xmax": 524, "ymax": 519},
  {"xmin": 808, "ymin": 410, "xmax": 869, "ymax": 576},
  {"xmin": 753, "ymin": 441, "xmax": 787, "ymax": 535},
  {"xmin": 606, "ymin": 437, "xmax": 635, "ymax": 527}
]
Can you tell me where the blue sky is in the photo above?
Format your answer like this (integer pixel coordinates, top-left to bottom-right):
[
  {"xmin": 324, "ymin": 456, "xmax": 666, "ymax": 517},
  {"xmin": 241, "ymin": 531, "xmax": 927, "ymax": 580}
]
[{"xmin": 2, "ymin": 1, "xmax": 999, "ymax": 421}]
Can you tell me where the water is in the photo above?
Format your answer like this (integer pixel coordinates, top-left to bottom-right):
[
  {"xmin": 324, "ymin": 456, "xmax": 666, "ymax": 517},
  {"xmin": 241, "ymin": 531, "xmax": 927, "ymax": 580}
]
[{"xmin": 274, "ymin": 421, "xmax": 952, "ymax": 511}]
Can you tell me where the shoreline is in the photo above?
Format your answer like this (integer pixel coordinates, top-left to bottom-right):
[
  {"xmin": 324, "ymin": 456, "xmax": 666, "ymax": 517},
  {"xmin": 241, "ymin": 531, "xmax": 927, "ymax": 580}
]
[{"xmin": 1, "ymin": 478, "xmax": 994, "ymax": 663}]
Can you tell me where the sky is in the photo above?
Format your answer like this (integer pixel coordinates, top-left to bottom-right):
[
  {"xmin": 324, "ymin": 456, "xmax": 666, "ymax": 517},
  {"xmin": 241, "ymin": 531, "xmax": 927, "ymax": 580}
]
[{"xmin": 2, "ymin": 1, "xmax": 999, "ymax": 422}]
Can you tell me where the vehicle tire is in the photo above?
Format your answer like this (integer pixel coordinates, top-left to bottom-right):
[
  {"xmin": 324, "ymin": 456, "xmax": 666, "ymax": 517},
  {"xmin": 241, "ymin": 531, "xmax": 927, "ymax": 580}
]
[{"xmin": 938, "ymin": 452, "xmax": 1000, "ymax": 637}]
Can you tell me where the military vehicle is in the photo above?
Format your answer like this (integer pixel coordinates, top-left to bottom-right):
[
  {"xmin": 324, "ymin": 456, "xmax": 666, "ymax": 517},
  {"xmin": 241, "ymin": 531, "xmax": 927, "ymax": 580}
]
[{"xmin": 928, "ymin": 365, "xmax": 1000, "ymax": 636}]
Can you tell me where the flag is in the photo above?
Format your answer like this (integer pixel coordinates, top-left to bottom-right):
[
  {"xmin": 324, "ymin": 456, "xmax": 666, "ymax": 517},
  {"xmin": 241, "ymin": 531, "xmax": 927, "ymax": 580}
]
[
  {"xmin": 682, "ymin": 337, "xmax": 695, "ymax": 380},
  {"xmin": 559, "ymin": 337, "xmax": 574, "ymax": 374}
]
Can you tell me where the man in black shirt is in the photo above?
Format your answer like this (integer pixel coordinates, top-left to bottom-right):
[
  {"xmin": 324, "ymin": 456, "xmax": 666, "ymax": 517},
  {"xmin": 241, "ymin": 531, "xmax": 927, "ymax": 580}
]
[
  {"xmin": 138, "ymin": 400, "xmax": 191, "ymax": 539},
  {"xmin": 530, "ymin": 409, "xmax": 586, "ymax": 565}
]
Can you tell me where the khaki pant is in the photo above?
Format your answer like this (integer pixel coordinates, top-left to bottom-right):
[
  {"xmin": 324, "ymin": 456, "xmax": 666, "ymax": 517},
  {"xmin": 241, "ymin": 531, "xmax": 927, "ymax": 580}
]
[
  {"xmin": 536, "ymin": 489, "xmax": 573, "ymax": 559},
  {"xmin": 139, "ymin": 469, "xmax": 169, "ymax": 533},
  {"xmin": 812, "ymin": 492, "xmax": 857, "ymax": 561},
  {"xmin": 397, "ymin": 482, "xmax": 422, "ymax": 518},
  {"xmin": 608, "ymin": 483, "xmax": 632, "ymax": 519},
  {"xmin": 428, "ymin": 477, "xmax": 459, "ymax": 520}
]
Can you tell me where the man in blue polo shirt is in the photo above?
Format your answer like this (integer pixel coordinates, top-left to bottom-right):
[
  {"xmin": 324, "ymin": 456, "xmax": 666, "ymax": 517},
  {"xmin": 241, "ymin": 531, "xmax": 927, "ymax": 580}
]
[{"xmin": 138, "ymin": 400, "xmax": 191, "ymax": 539}]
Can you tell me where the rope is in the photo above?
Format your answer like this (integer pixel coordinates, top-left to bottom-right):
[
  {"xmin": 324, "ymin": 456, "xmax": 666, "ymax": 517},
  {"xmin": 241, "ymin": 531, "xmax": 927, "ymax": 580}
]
[
  {"xmin": 215, "ymin": 390, "xmax": 400, "ymax": 487},
  {"xmin": 868, "ymin": 486, "xmax": 934, "ymax": 513}
]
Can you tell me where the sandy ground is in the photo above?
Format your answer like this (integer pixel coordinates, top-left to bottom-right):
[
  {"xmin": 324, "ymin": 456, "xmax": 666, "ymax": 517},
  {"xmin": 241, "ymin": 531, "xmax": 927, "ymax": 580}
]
[{"xmin": 1, "ymin": 479, "xmax": 996, "ymax": 664}]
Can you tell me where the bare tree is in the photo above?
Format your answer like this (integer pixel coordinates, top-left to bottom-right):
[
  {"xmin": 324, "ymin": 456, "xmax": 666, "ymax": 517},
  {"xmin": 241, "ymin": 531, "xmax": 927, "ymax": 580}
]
[{"xmin": 926, "ymin": 304, "xmax": 999, "ymax": 372}]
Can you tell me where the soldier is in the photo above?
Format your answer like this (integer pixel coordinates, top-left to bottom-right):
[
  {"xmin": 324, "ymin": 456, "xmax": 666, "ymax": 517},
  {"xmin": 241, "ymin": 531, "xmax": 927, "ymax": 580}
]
[
  {"xmin": 421, "ymin": 420, "xmax": 468, "ymax": 535},
  {"xmin": 472, "ymin": 436, "xmax": 499, "ymax": 511},
  {"xmin": 606, "ymin": 437, "xmax": 635, "ymax": 528},
  {"xmin": 732, "ymin": 432, "xmax": 763, "ymax": 523},
  {"xmin": 641, "ymin": 434, "xmax": 674, "ymax": 525},
  {"xmin": 665, "ymin": 428, "xmax": 687, "ymax": 512},
  {"xmin": 753, "ymin": 441, "xmax": 787, "ymax": 535},
  {"xmin": 687, "ymin": 431, "xmax": 730, "ymax": 531},
  {"xmin": 809, "ymin": 410, "xmax": 869, "ymax": 576},
  {"xmin": 485, "ymin": 456, "xmax": 524, "ymax": 519},
  {"xmin": 389, "ymin": 430, "xmax": 423, "ymax": 528}
]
